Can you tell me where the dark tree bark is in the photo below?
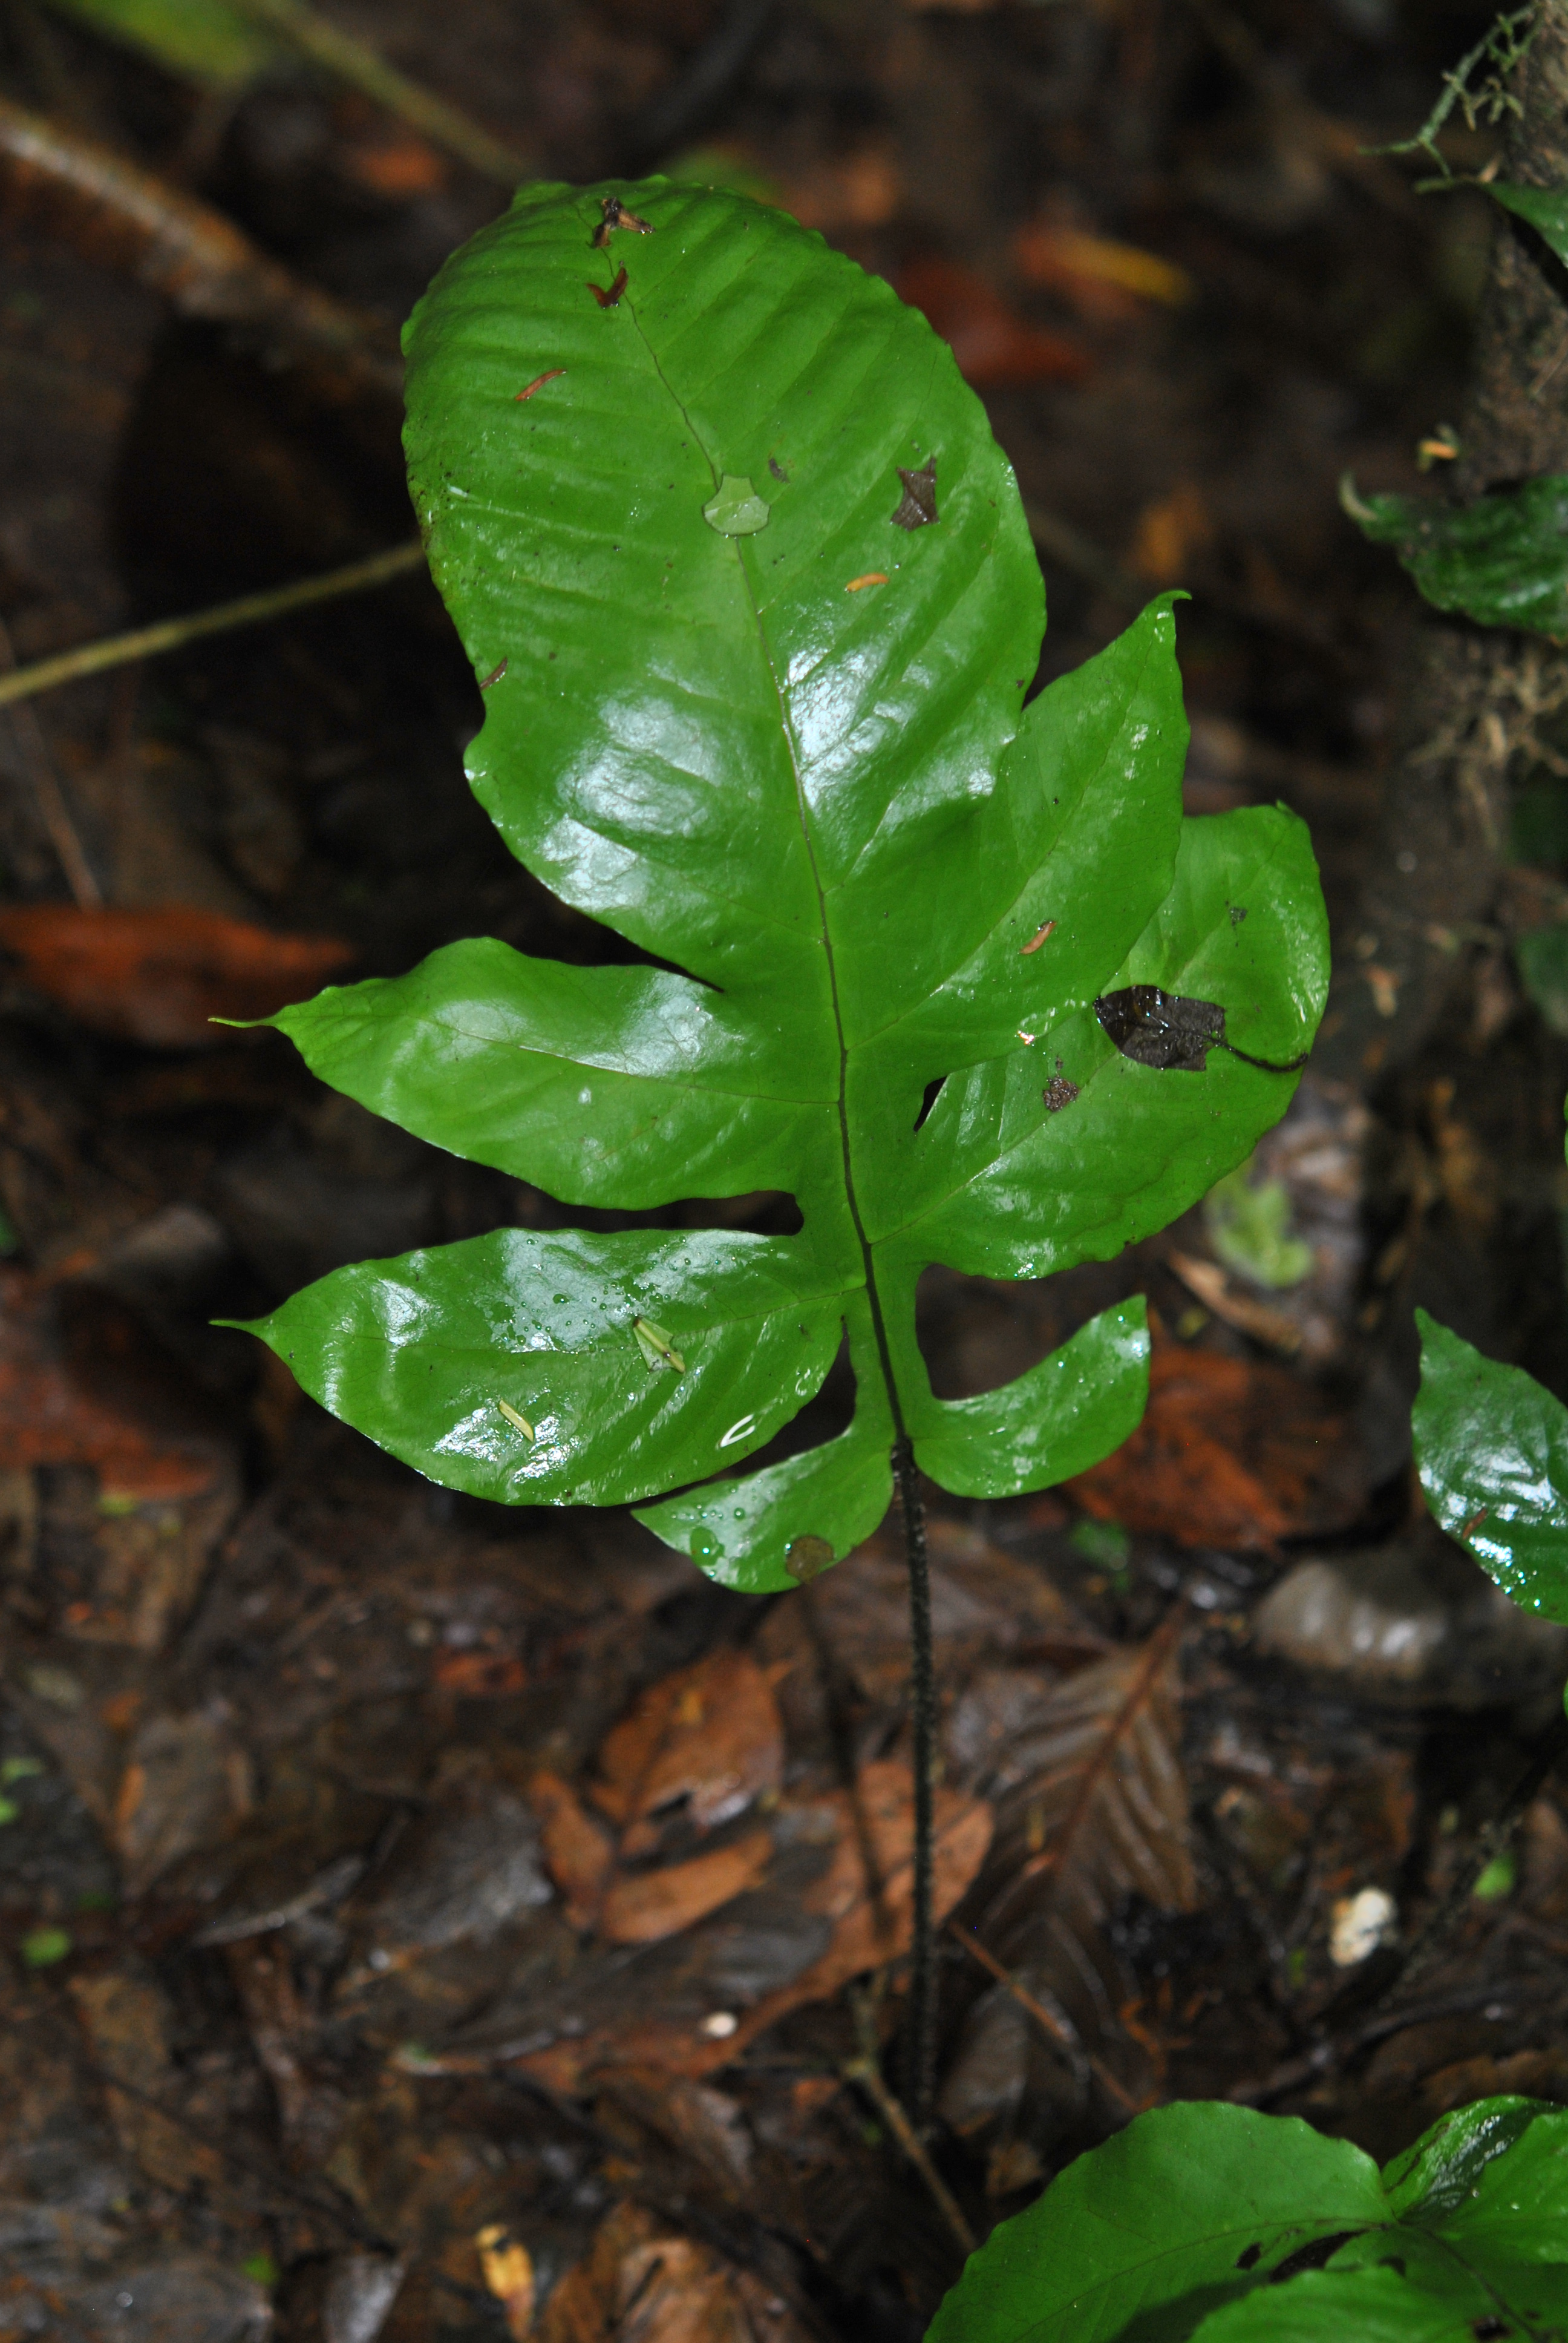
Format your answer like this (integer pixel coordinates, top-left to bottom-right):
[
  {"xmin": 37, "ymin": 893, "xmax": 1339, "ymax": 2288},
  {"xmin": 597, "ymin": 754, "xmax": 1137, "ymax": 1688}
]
[{"xmin": 1316, "ymin": 3, "xmax": 1568, "ymax": 1087}]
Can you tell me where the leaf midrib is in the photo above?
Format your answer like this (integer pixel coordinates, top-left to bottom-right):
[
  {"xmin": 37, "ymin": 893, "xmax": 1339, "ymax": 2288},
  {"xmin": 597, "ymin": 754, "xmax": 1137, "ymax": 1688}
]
[{"xmin": 622, "ymin": 288, "xmax": 901, "ymax": 1429}]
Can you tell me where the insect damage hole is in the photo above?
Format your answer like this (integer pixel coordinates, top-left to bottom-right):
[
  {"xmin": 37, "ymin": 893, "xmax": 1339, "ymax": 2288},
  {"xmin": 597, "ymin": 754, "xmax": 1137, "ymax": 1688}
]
[{"xmin": 892, "ymin": 456, "xmax": 938, "ymax": 529}]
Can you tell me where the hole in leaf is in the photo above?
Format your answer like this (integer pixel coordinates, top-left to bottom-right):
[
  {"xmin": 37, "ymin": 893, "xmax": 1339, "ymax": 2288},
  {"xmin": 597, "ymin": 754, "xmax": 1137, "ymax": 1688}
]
[
  {"xmin": 675, "ymin": 1191, "xmax": 803, "ymax": 1237},
  {"xmin": 915, "ymin": 1260, "xmax": 1135, "ymax": 1401},
  {"xmin": 914, "ymin": 1076, "xmax": 946, "ymax": 1133},
  {"xmin": 1266, "ymin": 2232, "xmax": 1362, "ymax": 2286},
  {"xmin": 1471, "ymin": 2320, "xmax": 1511, "ymax": 2340},
  {"xmin": 1235, "ymin": 2245, "xmax": 1263, "ymax": 2272}
]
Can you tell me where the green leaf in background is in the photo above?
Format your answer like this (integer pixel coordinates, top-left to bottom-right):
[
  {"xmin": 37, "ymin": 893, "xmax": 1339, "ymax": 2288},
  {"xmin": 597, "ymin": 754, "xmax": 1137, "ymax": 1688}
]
[
  {"xmin": 41, "ymin": 0, "xmax": 283, "ymax": 88},
  {"xmin": 244, "ymin": 179, "xmax": 1327, "ymax": 1592},
  {"xmin": 924, "ymin": 2098, "xmax": 1568, "ymax": 2343},
  {"xmin": 1343, "ymin": 471, "xmax": 1568, "ymax": 638},
  {"xmin": 1517, "ymin": 920, "xmax": 1568, "ymax": 1038},
  {"xmin": 1413, "ymin": 1309, "xmax": 1568, "ymax": 1625},
  {"xmin": 1488, "ymin": 178, "xmax": 1568, "ymax": 270},
  {"xmin": 1203, "ymin": 1156, "xmax": 1313, "ymax": 1288}
]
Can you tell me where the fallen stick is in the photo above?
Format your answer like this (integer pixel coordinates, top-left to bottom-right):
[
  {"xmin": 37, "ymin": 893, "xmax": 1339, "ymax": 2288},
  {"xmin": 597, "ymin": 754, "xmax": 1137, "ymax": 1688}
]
[
  {"xmin": 0, "ymin": 94, "xmax": 400, "ymax": 407},
  {"xmin": 0, "ymin": 542, "xmax": 428, "ymax": 709}
]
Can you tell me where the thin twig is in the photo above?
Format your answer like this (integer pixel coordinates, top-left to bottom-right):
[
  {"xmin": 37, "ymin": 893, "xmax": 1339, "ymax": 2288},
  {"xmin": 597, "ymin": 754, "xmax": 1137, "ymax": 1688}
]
[
  {"xmin": 234, "ymin": 0, "xmax": 529, "ymax": 186},
  {"xmin": 948, "ymin": 1921, "xmax": 1139, "ymax": 2119},
  {"xmin": 893, "ymin": 1435, "xmax": 938, "ymax": 2135},
  {"xmin": 844, "ymin": 1997, "xmax": 976, "ymax": 2258},
  {"xmin": 0, "ymin": 95, "xmax": 400, "ymax": 406},
  {"xmin": 0, "ymin": 542, "xmax": 427, "ymax": 710},
  {"xmin": 0, "ymin": 614, "xmax": 100, "ymax": 904}
]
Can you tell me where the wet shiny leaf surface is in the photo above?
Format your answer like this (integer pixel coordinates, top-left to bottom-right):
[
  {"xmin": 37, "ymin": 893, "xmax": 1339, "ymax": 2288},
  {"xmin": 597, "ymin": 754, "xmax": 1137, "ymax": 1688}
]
[{"xmin": 249, "ymin": 181, "xmax": 1326, "ymax": 1585}]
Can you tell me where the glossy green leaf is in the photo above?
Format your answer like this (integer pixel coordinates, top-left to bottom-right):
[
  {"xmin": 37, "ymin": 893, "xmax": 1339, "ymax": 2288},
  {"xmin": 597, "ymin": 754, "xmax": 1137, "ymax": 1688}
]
[
  {"xmin": 1188, "ymin": 2266, "xmax": 1501, "ymax": 2342},
  {"xmin": 1345, "ymin": 472, "xmax": 1568, "ymax": 637},
  {"xmin": 1488, "ymin": 179, "xmax": 1568, "ymax": 270},
  {"xmin": 1413, "ymin": 1310, "xmax": 1568, "ymax": 1624},
  {"xmin": 247, "ymin": 179, "xmax": 1326, "ymax": 1585},
  {"xmin": 924, "ymin": 2102, "xmax": 1387, "ymax": 2343},
  {"xmin": 925, "ymin": 2099, "xmax": 1568, "ymax": 2343},
  {"xmin": 40, "ymin": 0, "xmax": 283, "ymax": 87}
]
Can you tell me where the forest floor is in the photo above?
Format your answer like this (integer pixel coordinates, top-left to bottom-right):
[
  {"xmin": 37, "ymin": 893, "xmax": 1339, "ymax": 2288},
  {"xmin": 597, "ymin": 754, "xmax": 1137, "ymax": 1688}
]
[{"xmin": 5, "ymin": 3, "xmax": 1568, "ymax": 2339}]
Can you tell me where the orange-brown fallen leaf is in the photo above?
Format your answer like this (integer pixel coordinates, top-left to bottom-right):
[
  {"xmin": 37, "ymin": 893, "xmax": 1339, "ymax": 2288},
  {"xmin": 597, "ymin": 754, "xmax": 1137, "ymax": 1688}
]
[
  {"xmin": 1064, "ymin": 1340, "xmax": 1358, "ymax": 1550},
  {"xmin": 592, "ymin": 1648, "xmax": 782, "ymax": 1838},
  {"xmin": 511, "ymin": 1759, "xmax": 991, "ymax": 2091},
  {"xmin": 599, "ymin": 1829, "xmax": 775, "ymax": 1947},
  {"xmin": 432, "ymin": 1648, "xmax": 528, "ymax": 1698},
  {"xmin": 896, "ymin": 258, "xmax": 1091, "ymax": 388},
  {"xmin": 0, "ymin": 905, "xmax": 353, "ymax": 1048},
  {"xmin": 1012, "ymin": 222, "xmax": 1194, "ymax": 318},
  {"xmin": 529, "ymin": 1771, "xmax": 616, "ymax": 1929}
]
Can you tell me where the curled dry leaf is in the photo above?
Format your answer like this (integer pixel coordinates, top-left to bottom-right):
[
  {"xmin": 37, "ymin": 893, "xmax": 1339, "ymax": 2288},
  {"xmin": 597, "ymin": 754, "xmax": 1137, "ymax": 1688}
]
[
  {"xmin": 942, "ymin": 1618, "xmax": 1194, "ymax": 2140},
  {"xmin": 1064, "ymin": 1340, "xmax": 1360, "ymax": 1550},
  {"xmin": 529, "ymin": 1769, "xmax": 616, "ymax": 1928},
  {"xmin": 540, "ymin": 2200, "xmax": 814, "ymax": 2343},
  {"xmin": 0, "ymin": 905, "xmax": 354, "ymax": 1049},
  {"xmin": 592, "ymin": 1647, "xmax": 783, "ymax": 1835}
]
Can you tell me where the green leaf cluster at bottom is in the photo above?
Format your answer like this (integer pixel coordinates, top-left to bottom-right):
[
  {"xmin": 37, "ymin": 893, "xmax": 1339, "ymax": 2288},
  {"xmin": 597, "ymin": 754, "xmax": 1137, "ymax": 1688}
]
[{"xmin": 926, "ymin": 2097, "xmax": 1568, "ymax": 2343}]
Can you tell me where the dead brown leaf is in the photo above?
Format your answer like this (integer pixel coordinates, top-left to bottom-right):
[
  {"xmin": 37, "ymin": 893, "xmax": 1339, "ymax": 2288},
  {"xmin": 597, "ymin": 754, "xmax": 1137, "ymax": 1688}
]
[
  {"xmin": 600, "ymin": 1830, "xmax": 776, "ymax": 1947},
  {"xmin": 942, "ymin": 1618, "xmax": 1195, "ymax": 2137},
  {"xmin": 592, "ymin": 1647, "xmax": 782, "ymax": 1836},
  {"xmin": 895, "ymin": 258, "xmax": 1092, "ymax": 388},
  {"xmin": 539, "ymin": 2200, "xmax": 813, "ymax": 2343},
  {"xmin": 0, "ymin": 903, "xmax": 354, "ymax": 1049},
  {"xmin": 68, "ymin": 1971, "xmax": 223, "ymax": 2192},
  {"xmin": 529, "ymin": 1770, "xmax": 616, "ymax": 1928},
  {"xmin": 1065, "ymin": 1340, "xmax": 1359, "ymax": 1549}
]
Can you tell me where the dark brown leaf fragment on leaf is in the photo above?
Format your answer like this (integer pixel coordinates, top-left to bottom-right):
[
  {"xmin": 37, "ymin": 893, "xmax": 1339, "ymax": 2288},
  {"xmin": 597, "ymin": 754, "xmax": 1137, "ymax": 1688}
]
[
  {"xmin": 892, "ymin": 456, "xmax": 938, "ymax": 529},
  {"xmin": 592, "ymin": 195, "xmax": 653, "ymax": 247},
  {"xmin": 1095, "ymin": 985, "xmax": 1308, "ymax": 1075},
  {"xmin": 1043, "ymin": 1077, "xmax": 1078, "ymax": 1112},
  {"xmin": 1096, "ymin": 984, "xmax": 1224, "ymax": 1071},
  {"xmin": 480, "ymin": 659, "xmax": 508, "ymax": 689},
  {"xmin": 588, "ymin": 266, "xmax": 629, "ymax": 309}
]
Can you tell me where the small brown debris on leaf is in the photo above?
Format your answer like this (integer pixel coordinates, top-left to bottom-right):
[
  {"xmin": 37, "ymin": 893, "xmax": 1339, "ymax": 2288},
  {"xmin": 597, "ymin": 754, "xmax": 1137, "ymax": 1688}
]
[
  {"xmin": 846, "ymin": 572, "xmax": 889, "ymax": 592},
  {"xmin": 516, "ymin": 369, "xmax": 565, "ymax": 402},
  {"xmin": 592, "ymin": 194, "xmax": 653, "ymax": 247},
  {"xmin": 589, "ymin": 266, "xmax": 629, "ymax": 308},
  {"xmin": 480, "ymin": 658, "xmax": 509, "ymax": 689},
  {"xmin": 1021, "ymin": 919, "xmax": 1056, "ymax": 953},
  {"xmin": 1043, "ymin": 1076, "xmax": 1079, "ymax": 1112},
  {"xmin": 892, "ymin": 455, "xmax": 938, "ymax": 529}
]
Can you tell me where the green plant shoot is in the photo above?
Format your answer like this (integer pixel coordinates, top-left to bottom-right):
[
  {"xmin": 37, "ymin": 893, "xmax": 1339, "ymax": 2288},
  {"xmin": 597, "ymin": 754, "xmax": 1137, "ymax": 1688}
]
[{"xmin": 238, "ymin": 179, "xmax": 1327, "ymax": 1593}]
